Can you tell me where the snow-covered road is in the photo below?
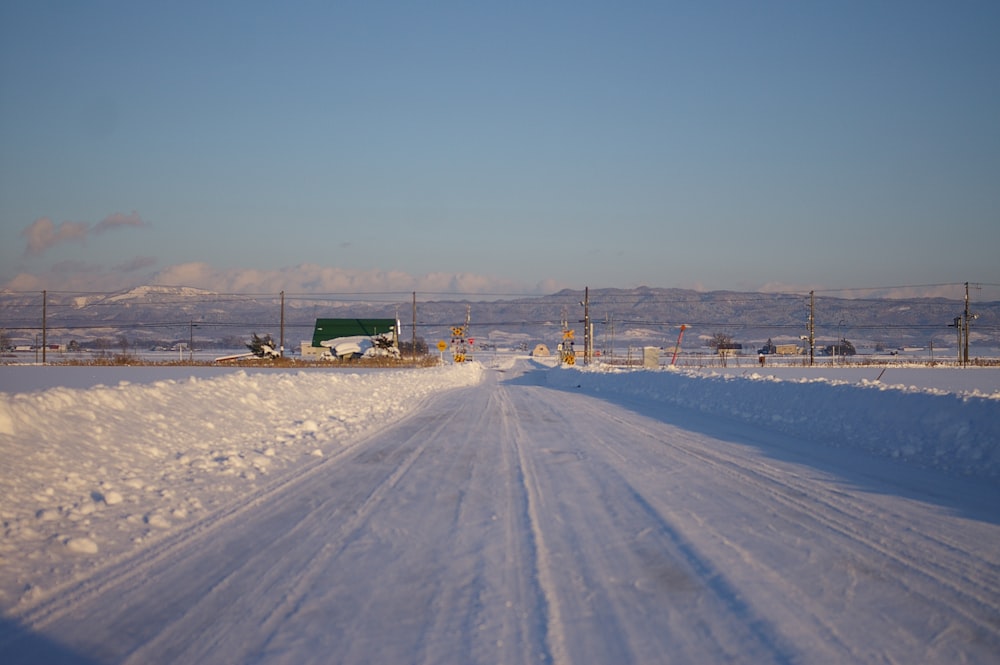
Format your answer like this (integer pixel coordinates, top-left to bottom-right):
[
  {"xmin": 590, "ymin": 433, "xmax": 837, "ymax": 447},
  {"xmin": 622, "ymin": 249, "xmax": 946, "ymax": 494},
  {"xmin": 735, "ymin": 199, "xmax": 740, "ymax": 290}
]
[{"xmin": 3, "ymin": 359, "xmax": 1000, "ymax": 664}]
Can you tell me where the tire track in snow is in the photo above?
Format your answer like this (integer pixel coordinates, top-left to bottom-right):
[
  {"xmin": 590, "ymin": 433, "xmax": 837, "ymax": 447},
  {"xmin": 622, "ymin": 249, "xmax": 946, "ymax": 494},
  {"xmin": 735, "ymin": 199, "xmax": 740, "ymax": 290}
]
[
  {"xmin": 117, "ymin": 370, "xmax": 557, "ymax": 665},
  {"xmin": 500, "ymin": 382, "xmax": 800, "ymax": 664},
  {"xmin": 389, "ymin": 385, "xmax": 502, "ymax": 665},
  {"xmin": 590, "ymin": 399, "xmax": 1000, "ymax": 660},
  {"xmin": 122, "ymin": 407, "xmax": 457, "ymax": 664},
  {"xmin": 495, "ymin": 384, "xmax": 567, "ymax": 665},
  {"xmin": 583, "ymin": 461, "xmax": 803, "ymax": 663},
  {"xmin": 1, "ymin": 396, "xmax": 455, "ymax": 660}
]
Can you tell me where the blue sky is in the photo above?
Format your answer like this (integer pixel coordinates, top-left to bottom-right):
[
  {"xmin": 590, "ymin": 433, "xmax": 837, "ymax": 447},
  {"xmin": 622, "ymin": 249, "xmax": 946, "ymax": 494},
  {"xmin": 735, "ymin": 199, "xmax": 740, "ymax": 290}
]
[{"xmin": 1, "ymin": 1, "xmax": 998, "ymax": 296}]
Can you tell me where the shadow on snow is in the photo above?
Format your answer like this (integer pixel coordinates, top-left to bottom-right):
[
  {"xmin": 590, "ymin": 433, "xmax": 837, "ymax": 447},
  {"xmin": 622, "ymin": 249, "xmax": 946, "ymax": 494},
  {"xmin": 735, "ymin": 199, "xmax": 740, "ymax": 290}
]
[
  {"xmin": 0, "ymin": 618, "xmax": 104, "ymax": 665},
  {"xmin": 501, "ymin": 362, "xmax": 1000, "ymax": 528}
]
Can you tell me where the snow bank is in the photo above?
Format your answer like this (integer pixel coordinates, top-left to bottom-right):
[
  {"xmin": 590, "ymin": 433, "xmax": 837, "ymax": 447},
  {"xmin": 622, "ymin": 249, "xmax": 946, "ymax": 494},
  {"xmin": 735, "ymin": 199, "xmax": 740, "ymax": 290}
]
[
  {"xmin": 0, "ymin": 363, "xmax": 483, "ymax": 611},
  {"xmin": 547, "ymin": 365, "xmax": 1000, "ymax": 478}
]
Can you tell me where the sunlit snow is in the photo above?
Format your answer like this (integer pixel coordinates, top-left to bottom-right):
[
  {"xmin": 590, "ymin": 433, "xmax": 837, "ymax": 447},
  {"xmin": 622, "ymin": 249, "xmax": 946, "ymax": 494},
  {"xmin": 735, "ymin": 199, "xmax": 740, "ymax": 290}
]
[{"xmin": 1, "ymin": 358, "xmax": 998, "ymax": 664}]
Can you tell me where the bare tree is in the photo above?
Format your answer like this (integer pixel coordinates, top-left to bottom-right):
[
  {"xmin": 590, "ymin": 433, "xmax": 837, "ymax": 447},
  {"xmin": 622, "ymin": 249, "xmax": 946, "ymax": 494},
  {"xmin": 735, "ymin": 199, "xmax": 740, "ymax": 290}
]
[
  {"xmin": 707, "ymin": 332, "xmax": 733, "ymax": 350},
  {"xmin": 709, "ymin": 332, "xmax": 736, "ymax": 367},
  {"xmin": 93, "ymin": 337, "xmax": 111, "ymax": 357}
]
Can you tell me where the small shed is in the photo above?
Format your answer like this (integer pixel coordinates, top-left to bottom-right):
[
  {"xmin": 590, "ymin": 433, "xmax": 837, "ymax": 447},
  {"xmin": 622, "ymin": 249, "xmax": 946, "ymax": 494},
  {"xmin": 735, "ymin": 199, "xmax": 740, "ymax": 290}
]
[{"xmin": 531, "ymin": 343, "xmax": 550, "ymax": 357}]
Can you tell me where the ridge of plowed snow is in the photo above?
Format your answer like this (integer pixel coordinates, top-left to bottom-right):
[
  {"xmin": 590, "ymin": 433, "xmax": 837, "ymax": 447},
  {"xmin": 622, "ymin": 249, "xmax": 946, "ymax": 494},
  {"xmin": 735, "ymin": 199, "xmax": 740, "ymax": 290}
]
[{"xmin": 0, "ymin": 364, "xmax": 483, "ymax": 611}]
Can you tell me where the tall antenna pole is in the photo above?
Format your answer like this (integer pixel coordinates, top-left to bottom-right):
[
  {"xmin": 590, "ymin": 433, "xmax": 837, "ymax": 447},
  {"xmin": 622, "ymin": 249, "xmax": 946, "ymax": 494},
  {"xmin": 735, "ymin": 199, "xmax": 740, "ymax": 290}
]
[{"xmin": 412, "ymin": 291, "xmax": 417, "ymax": 363}]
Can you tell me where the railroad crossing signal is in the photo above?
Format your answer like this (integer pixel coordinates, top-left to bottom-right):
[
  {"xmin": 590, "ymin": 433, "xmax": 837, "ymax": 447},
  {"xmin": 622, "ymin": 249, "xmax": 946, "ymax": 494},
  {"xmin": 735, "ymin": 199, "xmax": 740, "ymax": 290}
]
[
  {"xmin": 560, "ymin": 329, "xmax": 576, "ymax": 364},
  {"xmin": 450, "ymin": 325, "xmax": 468, "ymax": 363}
]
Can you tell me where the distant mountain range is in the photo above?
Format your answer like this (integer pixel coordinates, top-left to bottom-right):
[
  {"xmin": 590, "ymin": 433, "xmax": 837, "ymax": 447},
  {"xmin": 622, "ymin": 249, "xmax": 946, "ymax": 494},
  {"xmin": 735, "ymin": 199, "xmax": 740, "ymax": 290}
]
[{"xmin": 2, "ymin": 285, "xmax": 998, "ymax": 354}]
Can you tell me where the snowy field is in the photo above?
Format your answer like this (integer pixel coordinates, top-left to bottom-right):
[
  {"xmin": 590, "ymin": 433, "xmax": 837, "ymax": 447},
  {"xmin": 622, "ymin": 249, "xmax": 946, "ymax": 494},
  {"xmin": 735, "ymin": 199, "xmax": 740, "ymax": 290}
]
[{"xmin": 1, "ymin": 358, "xmax": 999, "ymax": 663}]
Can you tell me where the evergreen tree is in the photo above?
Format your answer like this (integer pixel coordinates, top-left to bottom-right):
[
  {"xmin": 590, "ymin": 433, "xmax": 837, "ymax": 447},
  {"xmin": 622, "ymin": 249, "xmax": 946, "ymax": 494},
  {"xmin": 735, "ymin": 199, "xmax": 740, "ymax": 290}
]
[{"xmin": 247, "ymin": 333, "xmax": 277, "ymax": 357}]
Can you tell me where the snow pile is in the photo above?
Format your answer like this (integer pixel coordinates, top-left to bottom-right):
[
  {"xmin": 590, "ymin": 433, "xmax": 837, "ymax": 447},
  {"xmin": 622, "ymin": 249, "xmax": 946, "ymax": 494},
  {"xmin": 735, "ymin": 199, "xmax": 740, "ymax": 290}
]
[
  {"xmin": 547, "ymin": 365, "xmax": 1000, "ymax": 478},
  {"xmin": 0, "ymin": 363, "xmax": 482, "ymax": 611}
]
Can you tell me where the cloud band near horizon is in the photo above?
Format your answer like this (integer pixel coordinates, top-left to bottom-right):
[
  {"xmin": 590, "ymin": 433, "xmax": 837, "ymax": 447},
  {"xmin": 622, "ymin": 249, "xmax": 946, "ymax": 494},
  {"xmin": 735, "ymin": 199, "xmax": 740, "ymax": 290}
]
[{"xmin": 2, "ymin": 261, "xmax": 563, "ymax": 297}]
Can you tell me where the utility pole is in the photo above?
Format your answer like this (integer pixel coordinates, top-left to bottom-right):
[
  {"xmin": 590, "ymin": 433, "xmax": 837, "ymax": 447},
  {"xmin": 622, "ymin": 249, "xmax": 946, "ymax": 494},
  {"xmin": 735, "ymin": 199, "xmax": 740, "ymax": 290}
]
[
  {"xmin": 951, "ymin": 316, "xmax": 963, "ymax": 363},
  {"xmin": 42, "ymin": 289, "xmax": 47, "ymax": 364},
  {"xmin": 808, "ymin": 290, "xmax": 815, "ymax": 366},
  {"xmin": 279, "ymin": 290, "xmax": 285, "ymax": 358},
  {"xmin": 583, "ymin": 286, "xmax": 591, "ymax": 365},
  {"xmin": 607, "ymin": 313, "xmax": 615, "ymax": 362},
  {"xmin": 964, "ymin": 282, "xmax": 970, "ymax": 365},
  {"xmin": 412, "ymin": 291, "xmax": 417, "ymax": 363}
]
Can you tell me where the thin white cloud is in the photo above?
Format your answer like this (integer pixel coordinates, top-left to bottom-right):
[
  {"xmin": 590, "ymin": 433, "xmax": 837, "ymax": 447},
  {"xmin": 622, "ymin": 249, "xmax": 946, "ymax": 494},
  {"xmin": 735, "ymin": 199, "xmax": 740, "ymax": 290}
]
[
  {"xmin": 2, "ymin": 269, "xmax": 142, "ymax": 293},
  {"xmin": 758, "ymin": 281, "xmax": 823, "ymax": 295},
  {"xmin": 6, "ymin": 262, "xmax": 556, "ymax": 295},
  {"xmin": 21, "ymin": 217, "xmax": 89, "ymax": 256},
  {"xmin": 0, "ymin": 261, "xmax": 979, "ymax": 301},
  {"xmin": 19, "ymin": 212, "xmax": 148, "ymax": 256},
  {"xmin": 150, "ymin": 263, "xmax": 553, "ymax": 296},
  {"xmin": 1, "ymin": 255, "xmax": 158, "ymax": 292}
]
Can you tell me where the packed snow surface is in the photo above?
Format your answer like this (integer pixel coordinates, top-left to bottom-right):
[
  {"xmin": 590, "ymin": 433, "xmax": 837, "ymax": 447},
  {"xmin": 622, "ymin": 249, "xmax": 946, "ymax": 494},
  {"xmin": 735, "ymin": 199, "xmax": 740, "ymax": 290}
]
[{"xmin": 1, "ymin": 358, "xmax": 999, "ymax": 664}]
